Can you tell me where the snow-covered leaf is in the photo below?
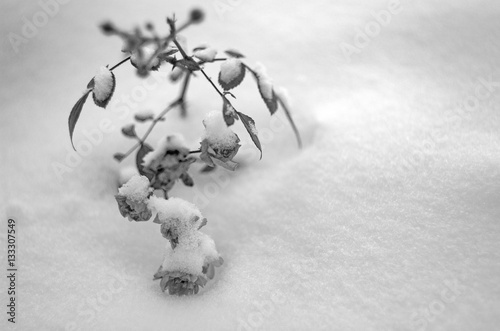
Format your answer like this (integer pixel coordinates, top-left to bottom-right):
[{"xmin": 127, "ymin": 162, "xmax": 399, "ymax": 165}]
[
  {"xmin": 224, "ymin": 49, "xmax": 245, "ymax": 58},
  {"xmin": 251, "ymin": 63, "xmax": 277, "ymax": 115},
  {"xmin": 235, "ymin": 110, "xmax": 262, "ymax": 158},
  {"xmin": 68, "ymin": 89, "xmax": 92, "ymax": 150},
  {"xmin": 218, "ymin": 58, "xmax": 245, "ymax": 91},
  {"xmin": 222, "ymin": 99, "xmax": 238, "ymax": 126},
  {"xmin": 193, "ymin": 47, "xmax": 217, "ymax": 62},
  {"xmin": 121, "ymin": 124, "xmax": 137, "ymax": 138},
  {"xmin": 92, "ymin": 66, "xmax": 116, "ymax": 108}
]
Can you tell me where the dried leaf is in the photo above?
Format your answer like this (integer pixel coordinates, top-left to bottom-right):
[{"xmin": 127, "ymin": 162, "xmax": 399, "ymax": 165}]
[
  {"xmin": 121, "ymin": 124, "xmax": 137, "ymax": 138},
  {"xmin": 113, "ymin": 153, "xmax": 126, "ymax": 162},
  {"xmin": 200, "ymin": 139, "xmax": 215, "ymax": 167},
  {"xmin": 235, "ymin": 111, "xmax": 262, "ymax": 159},
  {"xmin": 134, "ymin": 111, "xmax": 154, "ymax": 122},
  {"xmin": 136, "ymin": 143, "xmax": 153, "ymax": 178},
  {"xmin": 68, "ymin": 90, "xmax": 92, "ymax": 150}
]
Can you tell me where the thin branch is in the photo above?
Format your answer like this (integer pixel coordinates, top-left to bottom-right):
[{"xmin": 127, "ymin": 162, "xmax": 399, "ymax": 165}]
[{"xmin": 110, "ymin": 56, "xmax": 131, "ymax": 71}]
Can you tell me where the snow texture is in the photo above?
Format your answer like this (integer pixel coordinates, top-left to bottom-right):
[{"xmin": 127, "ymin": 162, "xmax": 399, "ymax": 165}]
[
  {"xmin": 193, "ymin": 47, "xmax": 218, "ymax": 62},
  {"xmin": 117, "ymin": 175, "xmax": 151, "ymax": 202},
  {"xmin": 161, "ymin": 233, "xmax": 220, "ymax": 276},
  {"xmin": 203, "ymin": 111, "xmax": 239, "ymax": 150},
  {"xmin": 2, "ymin": 0, "xmax": 500, "ymax": 330},
  {"xmin": 219, "ymin": 58, "xmax": 244, "ymax": 86},
  {"xmin": 92, "ymin": 66, "xmax": 114, "ymax": 103},
  {"xmin": 142, "ymin": 134, "xmax": 188, "ymax": 169},
  {"xmin": 118, "ymin": 166, "xmax": 139, "ymax": 186}
]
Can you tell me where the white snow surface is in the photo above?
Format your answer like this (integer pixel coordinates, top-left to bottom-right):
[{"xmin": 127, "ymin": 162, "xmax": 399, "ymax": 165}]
[
  {"xmin": 92, "ymin": 66, "xmax": 114, "ymax": 102},
  {"xmin": 2, "ymin": 0, "xmax": 500, "ymax": 331}
]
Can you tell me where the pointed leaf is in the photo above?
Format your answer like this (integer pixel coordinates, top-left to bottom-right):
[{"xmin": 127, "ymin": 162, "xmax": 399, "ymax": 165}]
[
  {"xmin": 249, "ymin": 65, "xmax": 278, "ymax": 115},
  {"xmin": 200, "ymin": 165, "xmax": 216, "ymax": 173},
  {"xmin": 176, "ymin": 58, "xmax": 201, "ymax": 71},
  {"xmin": 224, "ymin": 49, "xmax": 245, "ymax": 58},
  {"xmin": 68, "ymin": 90, "xmax": 92, "ymax": 150},
  {"xmin": 136, "ymin": 143, "xmax": 154, "ymax": 178},
  {"xmin": 276, "ymin": 89, "xmax": 302, "ymax": 148},
  {"xmin": 218, "ymin": 58, "xmax": 245, "ymax": 91},
  {"xmin": 235, "ymin": 111, "xmax": 262, "ymax": 159}
]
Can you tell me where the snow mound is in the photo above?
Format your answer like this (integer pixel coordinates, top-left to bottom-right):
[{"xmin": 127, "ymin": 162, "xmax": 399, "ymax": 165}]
[
  {"xmin": 117, "ymin": 175, "xmax": 151, "ymax": 202},
  {"xmin": 202, "ymin": 111, "xmax": 239, "ymax": 150}
]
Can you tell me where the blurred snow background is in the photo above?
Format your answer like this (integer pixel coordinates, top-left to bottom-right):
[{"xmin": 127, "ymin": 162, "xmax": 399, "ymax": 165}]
[{"xmin": 1, "ymin": 0, "xmax": 500, "ymax": 330}]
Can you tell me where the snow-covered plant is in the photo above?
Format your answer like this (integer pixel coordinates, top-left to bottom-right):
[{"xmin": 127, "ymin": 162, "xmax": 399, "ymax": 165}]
[{"xmin": 67, "ymin": 9, "xmax": 301, "ymax": 296}]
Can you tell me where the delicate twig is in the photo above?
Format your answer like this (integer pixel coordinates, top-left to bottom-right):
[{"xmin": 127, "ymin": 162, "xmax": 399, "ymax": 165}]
[
  {"xmin": 117, "ymin": 99, "xmax": 181, "ymax": 161},
  {"xmin": 189, "ymin": 149, "xmax": 201, "ymax": 154},
  {"xmin": 110, "ymin": 56, "xmax": 131, "ymax": 71},
  {"xmin": 178, "ymin": 72, "xmax": 191, "ymax": 117}
]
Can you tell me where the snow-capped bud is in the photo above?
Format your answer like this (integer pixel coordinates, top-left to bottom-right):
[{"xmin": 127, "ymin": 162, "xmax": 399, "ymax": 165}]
[{"xmin": 92, "ymin": 66, "xmax": 116, "ymax": 108}]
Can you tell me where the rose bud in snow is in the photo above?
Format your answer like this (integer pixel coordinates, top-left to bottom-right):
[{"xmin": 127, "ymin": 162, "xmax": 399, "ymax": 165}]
[
  {"xmin": 115, "ymin": 175, "xmax": 153, "ymax": 222},
  {"xmin": 200, "ymin": 111, "xmax": 240, "ymax": 170},
  {"xmin": 92, "ymin": 66, "xmax": 116, "ymax": 108},
  {"xmin": 142, "ymin": 134, "xmax": 196, "ymax": 193}
]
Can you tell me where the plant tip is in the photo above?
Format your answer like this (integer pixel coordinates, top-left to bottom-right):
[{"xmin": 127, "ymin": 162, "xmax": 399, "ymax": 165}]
[{"xmin": 190, "ymin": 8, "xmax": 204, "ymax": 23}]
